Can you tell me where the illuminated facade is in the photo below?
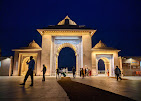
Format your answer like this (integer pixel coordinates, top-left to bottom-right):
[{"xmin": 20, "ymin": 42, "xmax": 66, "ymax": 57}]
[
  {"xmin": 122, "ymin": 57, "xmax": 141, "ymax": 76},
  {"xmin": 12, "ymin": 16, "xmax": 122, "ymax": 76}
]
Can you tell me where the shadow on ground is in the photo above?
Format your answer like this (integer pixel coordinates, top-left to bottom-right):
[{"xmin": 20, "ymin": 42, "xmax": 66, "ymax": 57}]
[{"xmin": 58, "ymin": 77, "xmax": 135, "ymax": 101}]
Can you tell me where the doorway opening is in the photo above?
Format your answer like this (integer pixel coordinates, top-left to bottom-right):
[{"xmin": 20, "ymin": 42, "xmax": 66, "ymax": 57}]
[
  {"xmin": 98, "ymin": 59, "xmax": 105, "ymax": 74},
  {"xmin": 97, "ymin": 57, "xmax": 110, "ymax": 76},
  {"xmin": 58, "ymin": 47, "xmax": 76, "ymax": 72},
  {"xmin": 21, "ymin": 57, "xmax": 29, "ymax": 76}
]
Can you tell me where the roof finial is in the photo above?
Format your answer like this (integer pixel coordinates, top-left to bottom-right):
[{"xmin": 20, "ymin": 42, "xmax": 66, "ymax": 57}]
[{"xmin": 65, "ymin": 15, "xmax": 70, "ymax": 19}]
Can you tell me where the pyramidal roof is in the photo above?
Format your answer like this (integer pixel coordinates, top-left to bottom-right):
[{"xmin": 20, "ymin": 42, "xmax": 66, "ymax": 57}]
[
  {"xmin": 94, "ymin": 40, "xmax": 107, "ymax": 48},
  {"xmin": 57, "ymin": 15, "xmax": 77, "ymax": 25},
  {"xmin": 92, "ymin": 40, "xmax": 120, "ymax": 51},
  {"xmin": 12, "ymin": 40, "xmax": 42, "ymax": 51},
  {"xmin": 28, "ymin": 40, "xmax": 41, "ymax": 49},
  {"xmin": 42, "ymin": 15, "xmax": 93, "ymax": 29}
]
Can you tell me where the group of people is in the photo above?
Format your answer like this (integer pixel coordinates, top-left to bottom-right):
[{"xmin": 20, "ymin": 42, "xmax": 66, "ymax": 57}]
[
  {"xmin": 80, "ymin": 68, "xmax": 92, "ymax": 79},
  {"xmin": 56, "ymin": 68, "xmax": 68, "ymax": 79},
  {"xmin": 19, "ymin": 56, "xmax": 122, "ymax": 86}
]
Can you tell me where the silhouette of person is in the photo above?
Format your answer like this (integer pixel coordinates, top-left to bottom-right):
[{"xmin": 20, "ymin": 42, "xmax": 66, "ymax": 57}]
[
  {"xmin": 115, "ymin": 66, "xmax": 122, "ymax": 81},
  {"xmin": 20, "ymin": 56, "xmax": 35, "ymax": 86},
  {"xmin": 72, "ymin": 66, "xmax": 76, "ymax": 78},
  {"xmin": 56, "ymin": 68, "xmax": 60, "ymax": 79},
  {"xmin": 85, "ymin": 68, "xmax": 87, "ymax": 77},
  {"xmin": 82, "ymin": 68, "xmax": 84, "ymax": 79},
  {"xmin": 42, "ymin": 64, "xmax": 47, "ymax": 81},
  {"xmin": 80, "ymin": 68, "xmax": 82, "ymax": 77}
]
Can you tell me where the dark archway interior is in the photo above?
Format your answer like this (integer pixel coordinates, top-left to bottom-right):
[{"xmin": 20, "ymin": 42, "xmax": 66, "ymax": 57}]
[
  {"xmin": 58, "ymin": 47, "xmax": 76, "ymax": 71},
  {"xmin": 98, "ymin": 59, "xmax": 105, "ymax": 74}
]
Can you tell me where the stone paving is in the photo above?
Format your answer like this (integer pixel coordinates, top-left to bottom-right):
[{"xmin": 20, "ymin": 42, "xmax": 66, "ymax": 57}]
[
  {"xmin": 71, "ymin": 76, "xmax": 141, "ymax": 101},
  {"xmin": 0, "ymin": 76, "xmax": 69, "ymax": 101},
  {"xmin": 0, "ymin": 76, "xmax": 141, "ymax": 101}
]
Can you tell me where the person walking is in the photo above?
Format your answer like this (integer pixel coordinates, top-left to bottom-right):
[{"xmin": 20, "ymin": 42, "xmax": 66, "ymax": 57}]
[
  {"xmin": 72, "ymin": 67, "xmax": 76, "ymax": 78},
  {"xmin": 115, "ymin": 66, "xmax": 122, "ymax": 81},
  {"xmin": 20, "ymin": 56, "xmax": 35, "ymax": 86},
  {"xmin": 42, "ymin": 64, "xmax": 47, "ymax": 81}
]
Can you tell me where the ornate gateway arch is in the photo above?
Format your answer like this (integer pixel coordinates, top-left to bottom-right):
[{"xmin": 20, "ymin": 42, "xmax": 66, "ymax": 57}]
[
  {"xmin": 37, "ymin": 16, "xmax": 96, "ymax": 76},
  {"xmin": 53, "ymin": 37, "xmax": 81, "ymax": 75}
]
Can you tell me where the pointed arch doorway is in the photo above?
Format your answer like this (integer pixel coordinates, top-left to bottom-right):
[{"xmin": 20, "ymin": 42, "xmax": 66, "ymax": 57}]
[
  {"xmin": 97, "ymin": 57, "xmax": 110, "ymax": 76},
  {"xmin": 55, "ymin": 43, "xmax": 78, "ymax": 75},
  {"xmin": 96, "ymin": 55, "xmax": 113, "ymax": 76},
  {"xmin": 50, "ymin": 36, "xmax": 83, "ymax": 76}
]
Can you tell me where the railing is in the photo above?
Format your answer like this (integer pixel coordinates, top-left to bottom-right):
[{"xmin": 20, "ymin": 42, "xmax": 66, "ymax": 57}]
[{"xmin": 98, "ymin": 70, "xmax": 105, "ymax": 74}]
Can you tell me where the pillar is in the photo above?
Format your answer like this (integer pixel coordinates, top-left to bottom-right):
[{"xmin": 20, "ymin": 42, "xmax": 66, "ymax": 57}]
[
  {"xmin": 82, "ymin": 35, "xmax": 92, "ymax": 70},
  {"xmin": 41, "ymin": 35, "xmax": 52, "ymax": 75}
]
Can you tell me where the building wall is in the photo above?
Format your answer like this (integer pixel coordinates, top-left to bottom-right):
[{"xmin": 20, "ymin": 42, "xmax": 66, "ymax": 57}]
[
  {"xmin": 0, "ymin": 57, "xmax": 12, "ymax": 76},
  {"xmin": 122, "ymin": 58, "xmax": 141, "ymax": 76}
]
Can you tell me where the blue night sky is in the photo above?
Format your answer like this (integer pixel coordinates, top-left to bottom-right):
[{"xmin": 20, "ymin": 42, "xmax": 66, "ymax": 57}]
[{"xmin": 0, "ymin": 0, "xmax": 141, "ymax": 58}]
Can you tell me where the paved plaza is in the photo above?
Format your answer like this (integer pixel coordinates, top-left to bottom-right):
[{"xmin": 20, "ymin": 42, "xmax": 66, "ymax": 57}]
[
  {"xmin": 0, "ymin": 76, "xmax": 69, "ymax": 101},
  {"xmin": 0, "ymin": 76, "xmax": 141, "ymax": 101},
  {"xmin": 72, "ymin": 76, "xmax": 141, "ymax": 101}
]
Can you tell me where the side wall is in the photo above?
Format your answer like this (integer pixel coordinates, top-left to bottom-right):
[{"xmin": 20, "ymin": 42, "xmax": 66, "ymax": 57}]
[
  {"xmin": 0, "ymin": 57, "xmax": 12, "ymax": 76},
  {"xmin": 122, "ymin": 58, "xmax": 141, "ymax": 76}
]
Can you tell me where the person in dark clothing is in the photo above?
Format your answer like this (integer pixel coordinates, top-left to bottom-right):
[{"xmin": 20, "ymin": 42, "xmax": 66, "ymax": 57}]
[
  {"xmin": 80, "ymin": 68, "xmax": 82, "ymax": 77},
  {"xmin": 82, "ymin": 68, "xmax": 84, "ymax": 79},
  {"xmin": 42, "ymin": 64, "xmax": 47, "ymax": 81},
  {"xmin": 85, "ymin": 68, "xmax": 87, "ymax": 77},
  {"xmin": 115, "ymin": 66, "xmax": 122, "ymax": 81},
  {"xmin": 72, "ymin": 67, "xmax": 76, "ymax": 78},
  {"xmin": 56, "ymin": 68, "xmax": 60, "ymax": 79},
  {"xmin": 20, "ymin": 56, "xmax": 35, "ymax": 86}
]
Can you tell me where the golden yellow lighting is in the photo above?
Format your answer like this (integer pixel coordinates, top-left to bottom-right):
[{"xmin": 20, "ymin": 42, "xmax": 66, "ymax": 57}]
[{"xmin": 57, "ymin": 43, "xmax": 77, "ymax": 56}]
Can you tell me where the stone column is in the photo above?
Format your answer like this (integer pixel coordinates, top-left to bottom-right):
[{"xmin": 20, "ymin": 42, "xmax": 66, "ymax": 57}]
[
  {"xmin": 13, "ymin": 52, "xmax": 19, "ymax": 76},
  {"xmin": 82, "ymin": 35, "xmax": 92, "ymax": 70},
  {"xmin": 42, "ymin": 35, "xmax": 52, "ymax": 75},
  {"xmin": 76, "ymin": 54, "xmax": 79, "ymax": 75},
  {"xmin": 113, "ymin": 52, "xmax": 119, "ymax": 76},
  {"xmin": 105, "ymin": 62, "xmax": 110, "ymax": 76},
  {"xmin": 36, "ymin": 51, "xmax": 41, "ymax": 76},
  {"xmin": 91, "ymin": 52, "xmax": 97, "ymax": 75}
]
